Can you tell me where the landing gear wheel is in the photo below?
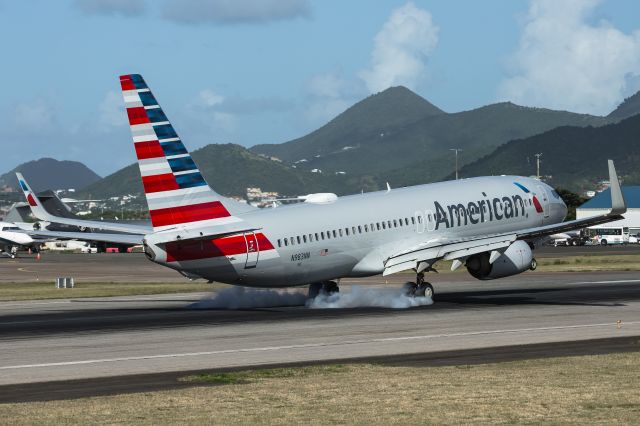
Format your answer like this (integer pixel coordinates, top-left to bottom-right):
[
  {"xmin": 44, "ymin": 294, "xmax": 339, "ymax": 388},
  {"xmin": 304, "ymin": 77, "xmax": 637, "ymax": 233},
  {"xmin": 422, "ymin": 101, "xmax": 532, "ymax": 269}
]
[
  {"xmin": 308, "ymin": 282, "xmax": 323, "ymax": 299},
  {"xmin": 530, "ymin": 258, "xmax": 538, "ymax": 271},
  {"xmin": 403, "ymin": 282, "xmax": 418, "ymax": 297},
  {"xmin": 322, "ymin": 281, "xmax": 339, "ymax": 295},
  {"xmin": 416, "ymin": 282, "xmax": 434, "ymax": 298}
]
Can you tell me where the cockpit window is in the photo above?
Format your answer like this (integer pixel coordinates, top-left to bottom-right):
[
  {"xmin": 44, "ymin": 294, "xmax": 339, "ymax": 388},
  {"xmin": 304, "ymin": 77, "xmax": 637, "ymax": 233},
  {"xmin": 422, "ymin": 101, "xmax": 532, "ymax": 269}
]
[
  {"xmin": 2, "ymin": 226, "xmax": 20, "ymax": 231},
  {"xmin": 551, "ymin": 190, "xmax": 560, "ymax": 199}
]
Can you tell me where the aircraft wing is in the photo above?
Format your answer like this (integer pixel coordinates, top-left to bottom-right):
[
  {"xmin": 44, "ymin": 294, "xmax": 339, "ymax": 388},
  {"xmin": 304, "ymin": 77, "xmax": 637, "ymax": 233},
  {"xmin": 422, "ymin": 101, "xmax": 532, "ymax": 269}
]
[
  {"xmin": 383, "ymin": 160, "xmax": 626, "ymax": 276},
  {"xmin": 22, "ymin": 230, "xmax": 143, "ymax": 245},
  {"xmin": 15, "ymin": 173, "xmax": 152, "ymax": 235}
]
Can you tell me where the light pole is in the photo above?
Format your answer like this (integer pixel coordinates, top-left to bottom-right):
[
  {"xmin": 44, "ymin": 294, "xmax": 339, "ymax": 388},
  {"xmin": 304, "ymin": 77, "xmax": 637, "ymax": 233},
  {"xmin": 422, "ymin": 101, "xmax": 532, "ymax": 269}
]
[
  {"xmin": 450, "ymin": 148, "xmax": 462, "ymax": 180},
  {"xmin": 534, "ymin": 153, "xmax": 543, "ymax": 179}
]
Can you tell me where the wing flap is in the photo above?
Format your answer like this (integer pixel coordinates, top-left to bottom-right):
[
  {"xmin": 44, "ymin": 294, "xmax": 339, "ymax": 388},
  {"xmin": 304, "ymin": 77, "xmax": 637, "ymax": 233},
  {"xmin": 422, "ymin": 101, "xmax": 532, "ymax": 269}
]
[{"xmin": 383, "ymin": 234, "xmax": 516, "ymax": 276}]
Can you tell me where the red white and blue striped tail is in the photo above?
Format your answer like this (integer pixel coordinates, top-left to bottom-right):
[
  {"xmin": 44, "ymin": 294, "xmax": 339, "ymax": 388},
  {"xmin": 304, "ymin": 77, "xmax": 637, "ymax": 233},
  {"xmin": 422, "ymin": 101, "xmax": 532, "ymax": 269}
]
[{"xmin": 120, "ymin": 74, "xmax": 238, "ymax": 232}]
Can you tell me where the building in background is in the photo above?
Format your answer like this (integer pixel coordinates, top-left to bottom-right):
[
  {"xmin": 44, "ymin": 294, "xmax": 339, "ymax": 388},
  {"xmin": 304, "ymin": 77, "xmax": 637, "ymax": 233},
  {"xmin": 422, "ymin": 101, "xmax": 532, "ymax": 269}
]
[{"xmin": 577, "ymin": 187, "xmax": 640, "ymax": 239}]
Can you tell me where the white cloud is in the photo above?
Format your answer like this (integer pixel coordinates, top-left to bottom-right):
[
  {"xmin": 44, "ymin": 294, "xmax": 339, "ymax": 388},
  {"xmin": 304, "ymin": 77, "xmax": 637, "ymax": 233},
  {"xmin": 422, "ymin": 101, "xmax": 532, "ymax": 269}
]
[
  {"xmin": 304, "ymin": 72, "xmax": 354, "ymax": 125},
  {"xmin": 359, "ymin": 2, "xmax": 439, "ymax": 93},
  {"xmin": 197, "ymin": 89, "xmax": 225, "ymax": 107},
  {"xmin": 162, "ymin": 0, "xmax": 310, "ymax": 25},
  {"xmin": 97, "ymin": 90, "xmax": 126, "ymax": 130},
  {"xmin": 307, "ymin": 73, "xmax": 349, "ymax": 99},
  {"xmin": 73, "ymin": 0, "xmax": 146, "ymax": 17},
  {"xmin": 12, "ymin": 98, "xmax": 56, "ymax": 132},
  {"xmin": 498, "ymin": 0, "xmax": 640, "ymax": 115},
  {"xmin": 189, "ymin": 89, "xmax": 237, "ymax": 133}
]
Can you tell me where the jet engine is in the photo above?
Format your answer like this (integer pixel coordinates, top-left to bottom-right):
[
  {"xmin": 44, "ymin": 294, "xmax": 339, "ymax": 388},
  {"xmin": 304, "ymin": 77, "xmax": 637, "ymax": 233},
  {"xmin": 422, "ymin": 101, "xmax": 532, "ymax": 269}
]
[{"xmin": 466, "ymin": 240, "xmax": 535, "ymax": 280}]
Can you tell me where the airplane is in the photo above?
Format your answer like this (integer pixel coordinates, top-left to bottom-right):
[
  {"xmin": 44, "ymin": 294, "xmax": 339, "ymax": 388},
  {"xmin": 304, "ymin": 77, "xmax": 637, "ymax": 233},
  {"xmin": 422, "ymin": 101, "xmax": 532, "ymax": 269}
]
[
  {"xmin": 0, "ymin": 221, "xmax": 39, "ymax": 258},
  {"xmin": 16, "ymin": 74, "xmax": 628, "ymax": 299},
  {"xmin": 548, "ymin": 230, "xmax": 587, "ymax": 246}
]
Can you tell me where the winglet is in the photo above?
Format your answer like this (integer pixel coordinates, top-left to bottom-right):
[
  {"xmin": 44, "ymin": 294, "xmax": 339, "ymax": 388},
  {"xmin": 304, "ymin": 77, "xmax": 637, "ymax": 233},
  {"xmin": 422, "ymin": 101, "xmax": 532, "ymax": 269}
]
[{"xmin": 608, "ymin": 160, "xmax": 626, "ymax": 215}]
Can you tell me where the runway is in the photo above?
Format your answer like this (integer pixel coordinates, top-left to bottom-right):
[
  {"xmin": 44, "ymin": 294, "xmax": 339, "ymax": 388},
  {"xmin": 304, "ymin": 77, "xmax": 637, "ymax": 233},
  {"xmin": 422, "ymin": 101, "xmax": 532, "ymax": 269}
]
[{"xmin": 1, "ymin": 270, "xmax": 639, "ymax": 397}]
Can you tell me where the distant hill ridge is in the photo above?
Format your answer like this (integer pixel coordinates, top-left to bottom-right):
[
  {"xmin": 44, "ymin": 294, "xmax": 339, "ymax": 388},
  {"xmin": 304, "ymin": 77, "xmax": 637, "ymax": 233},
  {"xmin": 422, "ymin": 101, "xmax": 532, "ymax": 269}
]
[
  {"xmin": 455, "ymin": 113, "xmax": 640, "ymax": 192},
  {"xmin": 608, "ymin": 91, "xmax": 640, "ymax": 120},
  {"xmin": 0, "ymin": 158, "xmax": 101, "ymax": 192},
  {"xmin": 8, "ymin": 86, "xmax": 640, "ymax": 199},
  {"xmin": 252, "ymin": 86, "xmax": 615, "ymax": 179}
]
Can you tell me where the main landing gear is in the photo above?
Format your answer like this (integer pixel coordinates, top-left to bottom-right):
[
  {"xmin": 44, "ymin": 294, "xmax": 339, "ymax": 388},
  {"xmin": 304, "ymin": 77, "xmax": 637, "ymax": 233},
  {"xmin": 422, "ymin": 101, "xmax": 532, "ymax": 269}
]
[
  {"xmin": 308, "ymin": 280, "xmax": 340, "ymax": 299},
  {"xmin": 403, "ymin": 272, "xmax": 434, "ymax": 298}
]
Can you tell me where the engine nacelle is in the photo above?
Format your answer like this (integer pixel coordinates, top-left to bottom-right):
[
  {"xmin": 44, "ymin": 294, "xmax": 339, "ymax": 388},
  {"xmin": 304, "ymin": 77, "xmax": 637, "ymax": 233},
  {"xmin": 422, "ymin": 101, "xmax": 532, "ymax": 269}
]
[{"xmin": 466, "ymin": 240, "xmax": 534, "ymax": 280}]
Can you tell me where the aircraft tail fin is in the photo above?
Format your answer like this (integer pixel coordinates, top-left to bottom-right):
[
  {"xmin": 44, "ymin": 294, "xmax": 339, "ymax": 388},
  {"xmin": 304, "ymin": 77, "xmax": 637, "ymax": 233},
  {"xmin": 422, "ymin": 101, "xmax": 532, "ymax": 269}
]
[
  {"xmin": 119, "ymin": 74, "xmax": 241, "ymax": 231},
  {"xmin": 15, "ymin": 173, "xmax": 51, "ymax": 220}
]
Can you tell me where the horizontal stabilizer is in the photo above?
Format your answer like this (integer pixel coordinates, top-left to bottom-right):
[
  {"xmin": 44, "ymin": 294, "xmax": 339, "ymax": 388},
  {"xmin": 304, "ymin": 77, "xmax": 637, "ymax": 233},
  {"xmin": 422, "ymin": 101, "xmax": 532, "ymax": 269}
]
[{"xmin": 23, "ymin": 230, "xmax": 143, "ymax": 245}]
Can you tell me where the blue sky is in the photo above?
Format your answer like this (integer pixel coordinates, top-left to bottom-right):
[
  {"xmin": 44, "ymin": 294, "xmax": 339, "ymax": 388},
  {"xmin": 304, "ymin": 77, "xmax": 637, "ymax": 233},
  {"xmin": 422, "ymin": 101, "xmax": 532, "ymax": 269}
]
[{"xmin": 1, "ymin": 0, "xmax": 640, "ymax": 176}]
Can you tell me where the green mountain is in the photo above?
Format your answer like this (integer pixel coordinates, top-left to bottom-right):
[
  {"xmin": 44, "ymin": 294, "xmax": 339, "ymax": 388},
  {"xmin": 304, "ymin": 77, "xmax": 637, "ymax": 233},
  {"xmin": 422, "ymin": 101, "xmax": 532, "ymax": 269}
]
[
  {"xmin": 252, "ymin": 87, "xmax": 609, "ymax": 178},
  {"xmin": 0, "ymin": 158, "xmax": 101, "ymax": 192},
  {"xmin": 454, "ymin": 114, "xmax": 640, "ymax": 193},
  {"xmin": 252, "ymin": 86, "xmax": 444, "ymax": 172},
  {"xmin": 80, "ymin": 144, "xmax": 361, "ymax": 199},
  {"xmin": 608, "ymin": 90, "xmax": 640, "ymax": 120}
]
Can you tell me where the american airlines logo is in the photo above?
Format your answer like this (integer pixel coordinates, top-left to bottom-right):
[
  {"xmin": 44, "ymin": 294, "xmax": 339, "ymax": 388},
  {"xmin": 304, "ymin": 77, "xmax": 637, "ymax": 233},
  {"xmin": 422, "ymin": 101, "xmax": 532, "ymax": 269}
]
[{"xmin": 419, "ymin": 183, "xmax": 542, "ymax": 232}]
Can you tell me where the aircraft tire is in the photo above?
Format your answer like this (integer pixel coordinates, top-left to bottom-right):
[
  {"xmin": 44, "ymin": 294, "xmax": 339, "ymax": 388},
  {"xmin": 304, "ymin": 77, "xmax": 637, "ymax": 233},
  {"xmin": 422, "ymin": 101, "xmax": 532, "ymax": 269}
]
[
  {"xmin": 415, "ymin": 282, "xmax": 434, "ymax": 298},
  {"xmin": 530, "ymin": 258, "xmax": 538, "ymax": 271},
  {"xmin": 308, "ymin": 282, "xmax": 323, "ymax": 299},
  {"xmin": 403, "ymin": 282, "xmax": 417, "ymax": 297},
  {"xmin": 322, "ymin": 281, "xmax": 339, "ymax": 295}
]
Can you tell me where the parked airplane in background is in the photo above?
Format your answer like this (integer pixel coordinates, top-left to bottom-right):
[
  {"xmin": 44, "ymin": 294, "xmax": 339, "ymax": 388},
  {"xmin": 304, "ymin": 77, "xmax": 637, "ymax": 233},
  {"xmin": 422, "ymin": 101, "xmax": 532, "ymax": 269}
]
[
  {"xmin": 0, "ymin": 221, "xmax": 38, "ymax": 258},
  {"xmin": 18, "ymin": 74, "xmax": 628, "ymax": 298}
]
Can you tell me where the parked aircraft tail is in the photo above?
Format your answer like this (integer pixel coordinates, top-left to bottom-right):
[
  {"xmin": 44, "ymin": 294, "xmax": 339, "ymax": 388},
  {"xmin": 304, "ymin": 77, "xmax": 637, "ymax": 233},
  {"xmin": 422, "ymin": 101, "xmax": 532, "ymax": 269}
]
[{"xmin": 120, "ymin": 74, "xmax": 241, "ymax": 232}]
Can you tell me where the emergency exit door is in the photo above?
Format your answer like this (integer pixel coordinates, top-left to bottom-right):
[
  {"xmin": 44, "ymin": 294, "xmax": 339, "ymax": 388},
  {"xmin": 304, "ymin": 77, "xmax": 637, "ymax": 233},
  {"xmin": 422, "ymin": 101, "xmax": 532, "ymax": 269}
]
[{"xmin": 244, "ymin": 232, "xmax": 259, "ymax": 268}]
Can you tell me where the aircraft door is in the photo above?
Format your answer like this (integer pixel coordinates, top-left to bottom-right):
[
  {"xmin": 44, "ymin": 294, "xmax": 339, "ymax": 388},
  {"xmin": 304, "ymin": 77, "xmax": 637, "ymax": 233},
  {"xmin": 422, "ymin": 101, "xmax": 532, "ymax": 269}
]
[
  {"xmin": 536, "ymin": 185, "xmax": 550, "ymax": 218},
  {"xmin": 244, "ymin": 232, "xmax": 259, "ymax": 269}
]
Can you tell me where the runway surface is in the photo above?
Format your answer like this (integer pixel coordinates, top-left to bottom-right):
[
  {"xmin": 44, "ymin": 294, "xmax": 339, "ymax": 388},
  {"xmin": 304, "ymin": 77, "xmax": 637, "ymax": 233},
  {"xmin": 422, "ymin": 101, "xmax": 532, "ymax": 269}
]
[{"xmin": 1, "ymin": 270, "xmax": 639, "ymax": 396}]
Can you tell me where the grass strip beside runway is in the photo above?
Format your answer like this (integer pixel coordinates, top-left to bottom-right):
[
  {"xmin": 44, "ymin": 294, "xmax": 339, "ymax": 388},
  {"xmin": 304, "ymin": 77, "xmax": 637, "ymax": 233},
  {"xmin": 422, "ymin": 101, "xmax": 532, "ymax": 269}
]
[
  {"xmin": 0, "ymin": 282, "xmax": 217, "ymax": 301},
  {"xmin": 1, "ymin": 351, "xmax": 639, "ymax": 424}
]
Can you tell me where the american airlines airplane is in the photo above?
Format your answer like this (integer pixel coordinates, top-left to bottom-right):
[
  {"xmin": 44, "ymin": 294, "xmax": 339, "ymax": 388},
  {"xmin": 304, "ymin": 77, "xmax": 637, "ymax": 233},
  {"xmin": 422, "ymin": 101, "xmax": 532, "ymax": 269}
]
[{"xmin": 19, "ymin": 74, "xmax": 627, "ymax": 298}]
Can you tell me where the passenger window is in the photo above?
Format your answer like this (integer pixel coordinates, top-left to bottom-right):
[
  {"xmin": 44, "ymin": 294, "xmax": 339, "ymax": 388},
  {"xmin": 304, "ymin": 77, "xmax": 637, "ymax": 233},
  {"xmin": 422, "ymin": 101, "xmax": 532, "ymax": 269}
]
[
  {"xmin": 345, "ymin": 228, "xmax": 350, "ymax": 236},
  {"xmin": 277, "ymin": 239, "xmax": 282, "ymax": 247},
  {"xmin": 303, "ymin": 235, "xmax": 307, "ymax": 243},
  {"xmin": 284, "ymin": 238, "xmax": 288, "ymax": 246},
  {"xmin": 291, "ymin": 236, "xmax": 295, "ymax": 245},
  {"xmin": 364, "ymin": 224, "xmax": 368, "ymax": 232},
  {"xmin": 377, "ymin": 223, "xmax": 381, "ymax": 231},
  {"xmin": 321, "ymin": 232, "xmax": 325, "ymax": 240},
  {"xmin": 326, "ymin": 231, "xmax": 331, "ymax": 239},
  {"xmin": 315, "ymin": 232, "xmax": 319, "ymax": 240},
  {"xmin": 405, "ymin": 218, "xmax": 409, "ymax": 226},
  {"xmin": 411, "ymin": 217, "xmax": 415, "ymax": 225},
  {"xmin": 339, "ymin": 229, "xmax": 343, "ymax": 237},
  {"xmin": 333, "ymin": 230, "xmax": 337, "ymax": 238},
  {"xmin": 358, "ymin": 225, "xmax": 362, "ymax": 233},
  {"xmin": 382, "ymin": 222, "xmax": 386, "ymax": 230}
]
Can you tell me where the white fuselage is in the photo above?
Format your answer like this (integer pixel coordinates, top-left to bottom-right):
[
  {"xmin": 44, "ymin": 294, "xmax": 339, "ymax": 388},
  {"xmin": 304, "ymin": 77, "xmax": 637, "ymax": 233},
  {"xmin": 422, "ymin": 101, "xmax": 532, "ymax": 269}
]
[{"xmin": 146, "ymin": 175, "xmax": 567, "ymax": 287}]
